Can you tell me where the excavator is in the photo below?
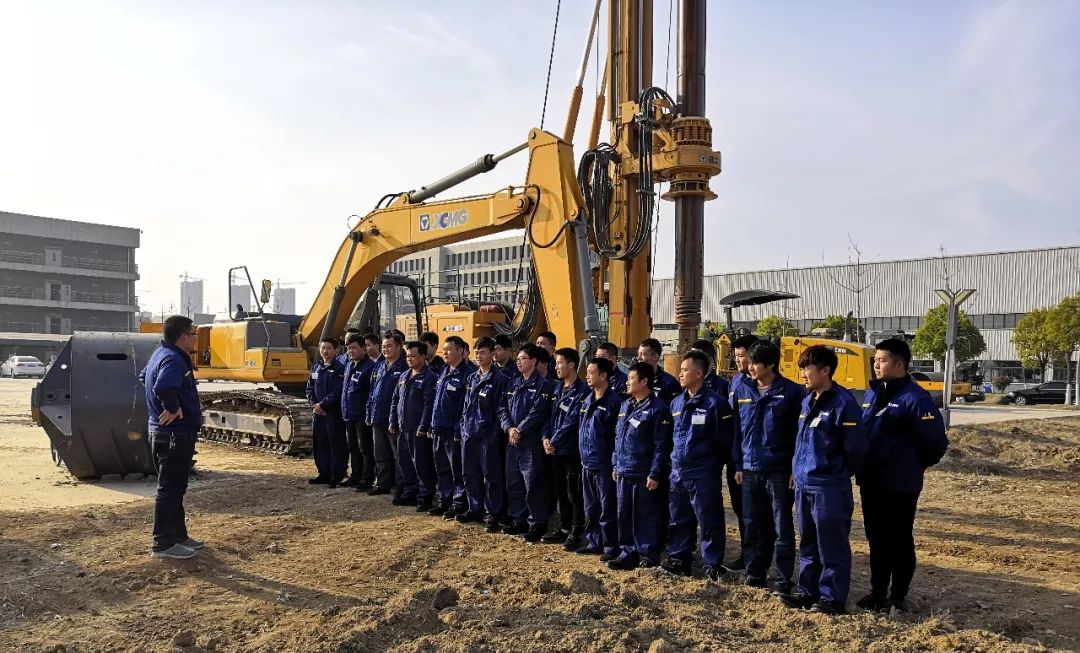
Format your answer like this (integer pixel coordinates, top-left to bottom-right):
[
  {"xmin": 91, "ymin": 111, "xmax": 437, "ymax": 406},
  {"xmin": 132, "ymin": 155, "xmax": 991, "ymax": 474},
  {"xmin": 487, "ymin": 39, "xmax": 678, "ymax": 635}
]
[{"xmin": 32, "ymin": 0, "xmax": 723, "ymax": 479}]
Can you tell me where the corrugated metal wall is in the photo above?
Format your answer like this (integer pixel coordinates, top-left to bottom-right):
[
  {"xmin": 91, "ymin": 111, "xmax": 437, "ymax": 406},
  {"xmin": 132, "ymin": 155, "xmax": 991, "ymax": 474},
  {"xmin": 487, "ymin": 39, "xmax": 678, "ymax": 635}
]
[{"xmin": 650, "ymin": 246, "xmax": 1080, "ymax": 361}]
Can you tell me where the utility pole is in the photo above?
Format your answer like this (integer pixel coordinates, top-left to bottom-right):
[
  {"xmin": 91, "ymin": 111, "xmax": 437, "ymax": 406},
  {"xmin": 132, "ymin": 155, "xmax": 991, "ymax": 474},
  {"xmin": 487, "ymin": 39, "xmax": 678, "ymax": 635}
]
[{"xmin": 934, "ymin": 287, "xmax": 976, "ymax": 429}]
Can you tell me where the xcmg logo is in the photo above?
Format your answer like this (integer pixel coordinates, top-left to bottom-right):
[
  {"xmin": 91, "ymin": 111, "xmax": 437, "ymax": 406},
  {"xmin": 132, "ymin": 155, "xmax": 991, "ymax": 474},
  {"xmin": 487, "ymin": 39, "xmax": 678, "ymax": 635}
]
[{"xmin": 419, "ymin": 209, "xmax": 468, "ymax": 232}]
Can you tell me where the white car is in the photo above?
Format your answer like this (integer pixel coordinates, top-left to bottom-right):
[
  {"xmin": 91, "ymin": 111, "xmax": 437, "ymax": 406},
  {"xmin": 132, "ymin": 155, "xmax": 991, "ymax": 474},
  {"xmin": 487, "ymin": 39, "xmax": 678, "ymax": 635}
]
[{"xmin": 1, "ymin": 355, "xmax": 46, "ymax": 378}]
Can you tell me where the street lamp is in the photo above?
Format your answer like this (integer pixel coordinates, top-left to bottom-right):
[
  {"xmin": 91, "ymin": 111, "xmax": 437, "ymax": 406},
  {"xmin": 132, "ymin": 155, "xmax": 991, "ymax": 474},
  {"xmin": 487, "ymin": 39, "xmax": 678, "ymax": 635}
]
[{"xmin": 934, "ymin": 288, "xmax": 976, "ymax": 428}]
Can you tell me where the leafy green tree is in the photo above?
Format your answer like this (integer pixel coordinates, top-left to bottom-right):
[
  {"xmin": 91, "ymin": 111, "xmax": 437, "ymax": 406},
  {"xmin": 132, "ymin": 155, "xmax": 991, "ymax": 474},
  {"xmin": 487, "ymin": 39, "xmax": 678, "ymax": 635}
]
[
  {"xmin": 1049, "ymin": 294, "xmax": 1080, "ymax": 396},
  {"xmin": 912, "ymin": 304, "xmax": 986, "ymax": 363},
  {"xmin": 755, "ymin": 315, "xmax": 797, "ymax": 339},
  {"xmin": 1012, "ymin": 308, "xmax": 1067, "ymax": 376},
  {"xmin": 812, "ymin": 314, "xmax": 866, "ymax": 341}
]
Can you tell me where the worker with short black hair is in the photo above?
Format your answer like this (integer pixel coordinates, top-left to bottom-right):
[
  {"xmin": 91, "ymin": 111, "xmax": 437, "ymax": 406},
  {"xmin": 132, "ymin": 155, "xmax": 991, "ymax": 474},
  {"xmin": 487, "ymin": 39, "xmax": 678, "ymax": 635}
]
[
  {"xmin": 535, "ymin": 331, "xmax": 557, "ymax": 356},
  {"xmin": 141, "ymin": 315, "xmax": 204, "ymax": 559},
  {"xmin": 609, "ymin": 362, "xmax": 673, "ymax": 570},
  {"xmin": 597, "ymin": 342, "xmax": 627, "ymax": 396},
  {"xmin": 493, "ymin": 334, "xmax": 518, "ymax": 381},
  {"xmin": 779, "ymin": 344, "xmax": 868, "ymax": 615},
  {"xmin": 542, "ymin": 347, "xmax": 589, "ymax": 550},
  {"xmin": 367, "ymin": 332, "xmax": 410, "ymax": 500},
  {"xmin": 662, "ymin": 349, "xmax": 734, "ymax": 581},
  {"xmin": 855, "ymin": 338, "xmax": 947, "ymax": 613},
  {"xmin": 720, "ymin": 332, "xmax": 759, "ymax": 570},
  {"xmin": 637, "ymin": 338, "xmax": 681, "ymax": 404},
  {"xmin": 337, "ymin": 327, "xmax": 361, "ymax": 365},
  {"xmin": 577, "ymin": 357, "xmax": 622, "ymax": 559},
  {"xmin": 307, "ymin": 337, "xmax": 347, "ymax": 488},
  {"xmin": 461, "ymin": 336, "xmax": 510, "ymax": 529},
  {"xmin": 390, "ymin": 340, "xmax": 437, "ymax": 511},
  {"xmin": 498, "ymin": 343, "xmax": 556, "ymax": 542},
  {"xmin": 691, "ymin": 338, "xmax": 730, "ymax": 398},
  {"xmin": 732, "ymin": 341, "xmax": 805, "ymax": 594},
  {"xmin": 430, "ymin": 335, "xmax": 477, "ymax": 519},
  {"xmin": 341, "ymin": 333, "xmax": 377, "ymax": 490},
  {"xmin": 419, "ymin": 331, "xmax": 444, "ymax": 376}
]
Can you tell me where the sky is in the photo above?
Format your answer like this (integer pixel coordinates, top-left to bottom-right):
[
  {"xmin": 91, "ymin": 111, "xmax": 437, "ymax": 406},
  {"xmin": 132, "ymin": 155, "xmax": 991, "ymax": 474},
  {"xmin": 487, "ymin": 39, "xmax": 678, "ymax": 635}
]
[{"xmin": 1, "ymin": 0, "xmax": 1078, "ymax": 316}]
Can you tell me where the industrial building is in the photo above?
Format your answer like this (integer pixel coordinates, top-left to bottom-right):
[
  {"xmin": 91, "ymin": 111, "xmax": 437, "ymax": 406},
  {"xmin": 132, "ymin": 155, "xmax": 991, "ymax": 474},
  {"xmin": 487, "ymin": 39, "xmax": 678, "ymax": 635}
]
[
  {"xmin": 180, "ymin": 277, "xmax": 204, "ymax": 317},
  {"xmin": 652, "ymin": 245, "xmax": 1080, "ymax": 382},
  {"xmin": 0, "ymin": 210, "xmax": 140, "ymax": 360},
  {"xmin": 393, "ymin": 240, "xmax": 1077, "ymax": 383},
  {"xmin": 386, "ymin": 235, "xmax": 531, "ymax": 306},
  {"xmin": 272, "ymin": 287, "xmax": 296, "ymax": 314}
]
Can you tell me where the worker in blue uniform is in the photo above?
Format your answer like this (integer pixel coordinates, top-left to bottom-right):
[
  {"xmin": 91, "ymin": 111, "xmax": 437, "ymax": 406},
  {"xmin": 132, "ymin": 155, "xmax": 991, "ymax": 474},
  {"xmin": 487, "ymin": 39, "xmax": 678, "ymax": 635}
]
[
  {"xmin": 855, "ymin": 338, "xmax": 948, "ymax": 613},
  {"xmin": 541, "ymin": 347, "xmax": 590, "ymax": 549},
  {"xmin": 598, "ymin": 342, "xmax": 628, "ymax": 396},
  {"xmin": 576, "ymin": 357, "xmax": 623, "ymax": 560},
  {"xmin": 141, "ymin": 315, "xmax": 204, "ymax": 559},
  {"xmin": 430, "ymin": 335, "xmax": 477, "ymax": 519},
  {"xmin": 498, "ymin": 344, "xmax": 556, "ymax": 542},
  {"xmin": 366, "ymin": 332, "xmax": 410, "ymax": 500},
  {"xmin": 461, "ymin": 337, "xmax": 510, "ymax": 530},
  {"xmin": 389, "ymin": 340, "xmax": 437, "ymax": 510},
  {"xmin": 778, "ymin": 345, "xmax": 868, "ymax": 615},
  {"xmin": 306, "ymin": 337, "xmax": 347, "ymax": 488},
  {"xmin": 336, "ymin": 327, "xmax": 361, "ymax": 365},
  {"xmin": 609, "ymin": 362, "xmax": 673, "ymax": 570},
  {"xmin": 341, "ymin": 333, "xmax": 377, "ymax": 490},
  {"xmin": 493, "ymin": 334, "xmax": 519, "ymax": 381},
  {"xmin": 637, "ymin": 338, "xmax": 681, "ymax": 404},
  {"xmin": 719, "ymin": 334, "xmax": 758, "ymax": 570},
  {"xmin": 732, "ymin": 341, "xmax": 805, "ymax": 594},
  {"xmin": 661, "ymin": 350, "xmax": 734, "ymax": 581},
  {"xmin": 420, "ymin": 331, "xmax": 445, "ymax": 376}
]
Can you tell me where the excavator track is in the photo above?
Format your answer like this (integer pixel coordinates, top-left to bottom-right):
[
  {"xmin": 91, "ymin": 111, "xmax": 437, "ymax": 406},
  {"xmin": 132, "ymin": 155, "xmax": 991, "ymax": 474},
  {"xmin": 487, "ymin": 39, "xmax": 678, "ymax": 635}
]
[{"xmin": 199, "ymin": 390, "xmax": 313, "ymax": 455}]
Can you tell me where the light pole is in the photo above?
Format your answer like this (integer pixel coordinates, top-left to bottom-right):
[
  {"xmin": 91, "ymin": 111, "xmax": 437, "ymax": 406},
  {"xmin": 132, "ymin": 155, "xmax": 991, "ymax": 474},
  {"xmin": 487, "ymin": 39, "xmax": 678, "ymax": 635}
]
[{"xmin": 934, "ymin": 287, "xmax": 976, "ymax": 428}]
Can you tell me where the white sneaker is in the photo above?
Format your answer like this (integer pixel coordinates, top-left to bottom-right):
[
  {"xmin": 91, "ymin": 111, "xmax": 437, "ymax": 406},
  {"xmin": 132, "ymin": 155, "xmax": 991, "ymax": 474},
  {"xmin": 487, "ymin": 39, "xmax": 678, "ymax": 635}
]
[
  {"xmin": 178, "ymin": 537, "xmax": 204, "ymax": 550},
  {"xmin": 151, "ymin": 544, "xmax": 196, "ymax": 560}
]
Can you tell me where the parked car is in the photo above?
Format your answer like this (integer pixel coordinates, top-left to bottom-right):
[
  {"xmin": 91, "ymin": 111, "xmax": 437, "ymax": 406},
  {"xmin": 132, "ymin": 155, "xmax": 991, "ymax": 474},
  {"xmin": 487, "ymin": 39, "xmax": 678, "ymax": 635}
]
[
  {"xmin": 1005, "ymin": 381, "xmax": 1073, "ymax": 406},
  {"xmin": 1, "ymin": 355, "xmax": 46, "ymax": 378}
]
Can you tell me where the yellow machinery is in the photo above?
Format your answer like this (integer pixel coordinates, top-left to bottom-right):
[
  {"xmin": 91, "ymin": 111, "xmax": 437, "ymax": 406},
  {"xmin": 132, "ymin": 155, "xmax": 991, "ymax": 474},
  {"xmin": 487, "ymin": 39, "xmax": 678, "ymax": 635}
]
[{"xmin": 715, "ymin": 333, "xmax": 875, "ymax": 398}]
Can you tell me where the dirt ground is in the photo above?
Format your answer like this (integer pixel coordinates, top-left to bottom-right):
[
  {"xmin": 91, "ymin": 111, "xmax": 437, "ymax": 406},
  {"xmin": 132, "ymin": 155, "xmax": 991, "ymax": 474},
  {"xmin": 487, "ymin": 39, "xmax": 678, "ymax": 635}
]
[{"xmin": 1, "ymin": 378, "xmax": 1078, "ymax": 653}]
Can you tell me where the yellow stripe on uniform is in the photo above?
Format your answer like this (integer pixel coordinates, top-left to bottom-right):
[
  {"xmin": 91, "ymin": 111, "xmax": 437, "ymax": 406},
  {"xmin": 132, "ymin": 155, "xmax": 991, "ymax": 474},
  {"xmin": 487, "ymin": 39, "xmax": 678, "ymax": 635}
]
[
  {"xmin": 671, "ymin": 411, "xmax": 681, "ymax": 417},
  {"xmin": 722, "ymin": 414, "xmax": 732, "ymax": 420},
  {"xmin": 737, "ymin": 398, "xmax": 752, "ymax": 404},
  {"xmin": 842, "ymin": 422, "xmax": 858, "ymax": 426},
  {"xmin": 921, "ymin": 414, "xmax": 936, "ymax": 420},
  {"xmin": 861, "ymin": 403, "xmax": 870, "ymax": 408}
]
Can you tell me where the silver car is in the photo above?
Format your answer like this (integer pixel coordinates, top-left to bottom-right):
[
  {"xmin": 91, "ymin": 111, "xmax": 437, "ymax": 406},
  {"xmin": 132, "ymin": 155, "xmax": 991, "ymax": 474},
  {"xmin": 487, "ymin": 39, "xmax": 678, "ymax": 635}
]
[{"xmin": 1, "ymin": 355, "xmax": 46, "ymax": 378}]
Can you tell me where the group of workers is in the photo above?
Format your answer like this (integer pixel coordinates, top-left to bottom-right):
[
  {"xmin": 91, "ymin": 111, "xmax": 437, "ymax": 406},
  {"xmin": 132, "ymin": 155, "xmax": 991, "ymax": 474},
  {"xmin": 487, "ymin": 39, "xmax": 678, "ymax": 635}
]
[{"xmin": 303, "ymin": 325, "xmax": 949, "ymax": 615}]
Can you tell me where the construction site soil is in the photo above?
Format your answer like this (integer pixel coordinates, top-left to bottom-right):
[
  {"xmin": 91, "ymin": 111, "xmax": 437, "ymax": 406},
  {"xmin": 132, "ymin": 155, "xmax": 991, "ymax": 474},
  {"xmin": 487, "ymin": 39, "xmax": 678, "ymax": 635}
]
[{"xmin": 1, "ymin": 378, "xmax": 1078, "ymax": 652}]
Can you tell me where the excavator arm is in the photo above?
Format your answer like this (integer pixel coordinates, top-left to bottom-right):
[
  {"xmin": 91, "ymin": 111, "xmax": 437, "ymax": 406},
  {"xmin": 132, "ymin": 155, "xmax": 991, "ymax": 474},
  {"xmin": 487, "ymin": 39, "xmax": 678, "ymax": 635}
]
[{"xmin": 299, "ymin": 128, "xmax": 602, "ymax": 354}]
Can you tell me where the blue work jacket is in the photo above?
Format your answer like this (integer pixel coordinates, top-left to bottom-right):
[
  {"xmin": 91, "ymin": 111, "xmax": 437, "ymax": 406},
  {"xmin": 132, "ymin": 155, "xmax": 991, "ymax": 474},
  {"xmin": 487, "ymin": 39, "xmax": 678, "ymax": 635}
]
[
  {"xmin": 341, "ymin": 356, "xmax": 375, "ymax": 422},
  {"xmin": 613, "ymin": 395, "xmax": 673, "ymax": 480},
  {"xmin": 390, "ymin": 366, "xmax": 436, "ymax": 435},
  {"xmin": 578, "ymin": 386, "xmax": 623, "ymax": 471},
  {"xmin": 705, "ymin": 371, "xmax": 730, "ymax": 398},
  {"xmin": 794, "ymin": 384, "xmax": 868, "ymax": 488},
  {"xmin": 140, "ymin": 341, "xmax": 202, "ymax": 432},
  {"xmin": 856, "ymin": 375, "xmax": 948, "ymax": 493},
  {"xmin": 669, "ymin": 387, "xmax": 734, "ymax": 481},
  {"xmin": 498, "ymin": 372, "xmax": 556, "ymax": 441},
  {"xmin": 461, "ymin": 367, "xmax": 509, "ymax": 440},
  {"xmin": 366, "ymin": 355, "xmax": 408, "ymax": 426},
  {"xmin": 546, "ymin": 378, "xmax": 589, "ymax": 456},
  {"xmin": 306, "ymin": 357, "xmax": 345, "ymax": 414},
  {"xmin": 653, "ymin": 368, "xmax": 682, "ymax": 405},
  {"xmin": 430, "ymin": 360, "xmax": 477, "ymax": 437},
  {"xmin": 731, "ymin": 374, "xmax": 805, "ymax": 474}
]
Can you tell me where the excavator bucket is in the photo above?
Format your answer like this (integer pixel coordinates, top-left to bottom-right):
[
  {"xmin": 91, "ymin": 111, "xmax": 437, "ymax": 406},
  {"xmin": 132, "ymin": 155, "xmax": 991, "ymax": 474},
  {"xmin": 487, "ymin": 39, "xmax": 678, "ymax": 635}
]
[{"xmin": 31, "ymin": 332, "xmax": 162, "ymax": 480}]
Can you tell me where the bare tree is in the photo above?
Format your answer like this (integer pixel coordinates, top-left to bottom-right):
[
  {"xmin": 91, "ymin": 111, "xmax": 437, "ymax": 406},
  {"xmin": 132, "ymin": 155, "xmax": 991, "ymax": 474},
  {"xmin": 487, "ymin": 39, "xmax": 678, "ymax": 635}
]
[{"xmin": 822, "ymin": 235, "xmax": 881, "ymax": 342}]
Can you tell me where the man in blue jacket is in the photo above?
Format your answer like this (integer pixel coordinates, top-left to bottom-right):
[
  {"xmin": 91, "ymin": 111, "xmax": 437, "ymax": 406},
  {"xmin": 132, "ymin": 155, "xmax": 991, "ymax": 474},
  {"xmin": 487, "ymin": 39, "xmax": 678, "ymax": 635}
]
[
  {"xmin": 732, "ymin": 341, "xmax": 805, "ymax": 593},
  {"xmin": 141, "ymin": 315, "xmax": 203, "ymax": 559},
  {"xmin": 492, "ymin": 334, "xmax": 518, "ymax": 381},
  {"xmin": 307, "ymin": 337, "xmax": 347, "ymax": 488},
  {"xmin": 577, "ymin": 357, "xmax": 623, "ymax": 559},
  {"xmin": 461, "ymin": 337, "xmax": 510, "ymax": 530},
  {"xmin": 367, "ymin": 332, "xmax": 409, "ymax": 500},
  {"xmin": 691, "ymin": 338, "xmax": 730, "ymax": 398},
  {"xmin": 498, "ymin": 343, "xmax": 555, "ymax": 542},
  {"xmin": 662, "ymin": 350, "xmax": 734, "ymax": 581},
  {"xmin": 390, "ymin": 340, "xmax": 438, "ymax": 511},
  {"xmin": 542, "ymin": 347, "xmax": 589, "ymax": 549},
  {"xmin": 855, "ymin": 338, "xmax": 947, "ymax": 613},
  {"xmin": 637, "ymin": 338, "xmax": 681, "ymax": 405},
  {"xmin": 336, "ymin": 327, "xmax": 361, "ymax": 365},
  {"xmin": 341, "ymin": 333, "xmax": 377, "ymax": 490},
  {"xmin": 609, "ymin": 362, "xmax": 673, "ymax": 570},
  {"xmin": 779, "ymin": 345, "xmax": 868, "ymax": 615},
  {"xmin": 430, "ymin": 336, "xmax": 477, "ymax": 519},
  {"xmin": 720, "ymin": 333, "xmax": 757, "ymax": 571}
]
